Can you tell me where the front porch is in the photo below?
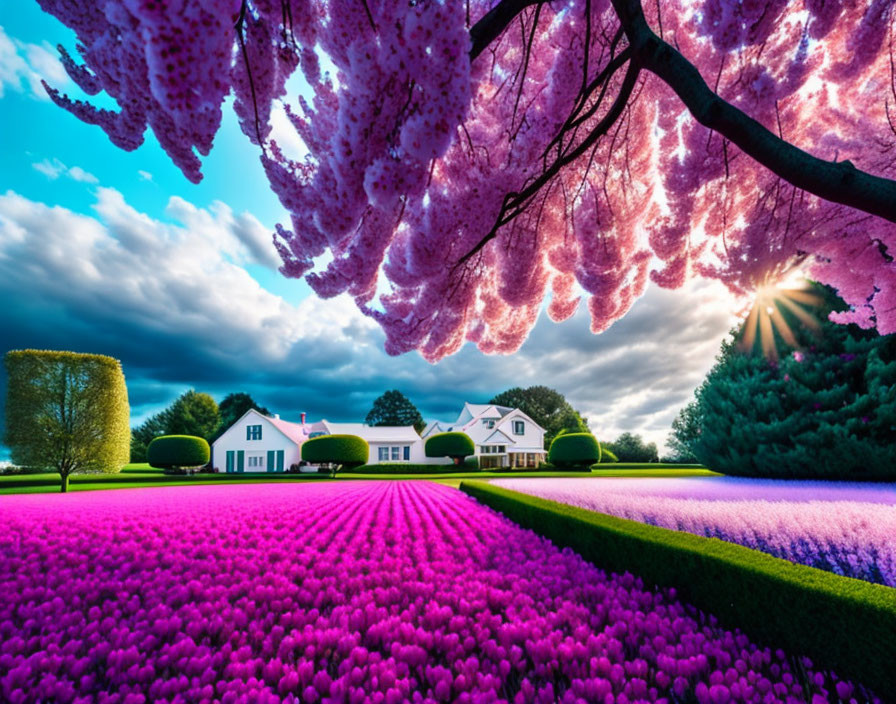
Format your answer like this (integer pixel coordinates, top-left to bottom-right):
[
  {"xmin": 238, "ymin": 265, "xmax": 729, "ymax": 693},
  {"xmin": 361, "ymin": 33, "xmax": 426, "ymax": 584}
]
[{"xmin": 478, "ymin": 451, "xmax": 546, "ymax": 469}]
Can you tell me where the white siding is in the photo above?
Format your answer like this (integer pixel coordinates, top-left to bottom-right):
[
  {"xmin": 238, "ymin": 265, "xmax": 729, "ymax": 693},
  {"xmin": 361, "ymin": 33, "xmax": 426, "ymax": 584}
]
[
  {"xmin": 495, "ymin": 411, "xmax": 544, "ymax": 453},
  {"xmin": 211, "ymin": 410, "xmax": 301, "ymax": 472}
]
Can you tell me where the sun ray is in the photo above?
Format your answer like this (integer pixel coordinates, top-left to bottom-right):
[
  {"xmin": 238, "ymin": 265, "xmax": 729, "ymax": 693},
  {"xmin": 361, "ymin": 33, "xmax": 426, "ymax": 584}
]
[{"xmin": 739, "ymin": 276, "xmax": 821, "ymax": 359}]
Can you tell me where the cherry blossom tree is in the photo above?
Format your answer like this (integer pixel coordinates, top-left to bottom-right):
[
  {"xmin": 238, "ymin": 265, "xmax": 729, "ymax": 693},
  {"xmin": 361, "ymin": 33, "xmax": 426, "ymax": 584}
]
[{"xmin": 37, "ymin": 0, "xmax": 896, "ymax": 360}]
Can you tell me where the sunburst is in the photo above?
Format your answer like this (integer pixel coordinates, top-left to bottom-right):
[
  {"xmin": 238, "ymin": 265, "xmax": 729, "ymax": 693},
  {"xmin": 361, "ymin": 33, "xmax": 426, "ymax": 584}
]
[{"xmin": 740, "ymin": 275, "xmax": 822, "ymax": 360}]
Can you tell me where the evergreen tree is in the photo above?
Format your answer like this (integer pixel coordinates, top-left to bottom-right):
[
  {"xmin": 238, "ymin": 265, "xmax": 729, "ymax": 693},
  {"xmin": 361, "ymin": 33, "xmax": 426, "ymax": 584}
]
[
  {"xmin": 490, "ymin": 386, "xmax": 588, "ymax": 450},
  {"xmin": 686, "ymin": 285, "xmax": 896, "ymax": 479},
  {"xmin": 365, "ymin": 390, "xmax": 425, "ymax": 434}
]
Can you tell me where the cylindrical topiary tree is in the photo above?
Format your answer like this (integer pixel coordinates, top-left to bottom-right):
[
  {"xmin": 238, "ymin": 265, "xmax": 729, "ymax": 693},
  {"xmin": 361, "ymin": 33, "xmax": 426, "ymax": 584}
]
[
  {"xmin": 4, "ymin": 349, "xmax": 130, "ymax": 492},
  {"xmin": 425, "ymin": 432, "xmax": 475, "ymax": 465},
  {"xmin": 147, "ymin": 435, "xmax": 210, "ymax": 474},
  {"xmin": 548, "ymin": 432, "xmax": 601, "ymax": 469},
  {"xmin": 301, "ymin": 434, "xmax": 369, "ymax": 476}
]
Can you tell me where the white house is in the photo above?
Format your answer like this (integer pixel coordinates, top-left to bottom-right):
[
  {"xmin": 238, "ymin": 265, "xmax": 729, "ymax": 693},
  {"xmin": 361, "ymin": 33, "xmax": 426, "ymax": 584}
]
[
  {"xmin": 308, "ymin": 421, "xmax": 426, "ymax": 464},
  {"xmin": 422, "ymin": 403, "xmax": 546, "ymax": 469},
  {"xmin": 212, "ymin": 409, "xmax": 310, "ymax": 472},
  {"xmin": 211, "ymin": 410, "xmax": 425, "ymax": 472},
  {"xmin": 212, "ymin": 403, "xmax": 546, "ymax": 472}
]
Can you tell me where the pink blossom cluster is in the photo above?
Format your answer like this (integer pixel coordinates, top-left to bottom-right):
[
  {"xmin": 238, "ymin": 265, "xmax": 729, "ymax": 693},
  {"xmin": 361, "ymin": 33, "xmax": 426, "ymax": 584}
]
[
  {"xmin": 0, "ymin": 482, "xmax": 881, "ymax": 703},
  {"xmin": 494, "ymin": 477, "xmax": 896, "ymax": 587},
  {"xmin": 38, "ymin": 1, "xmax": 896, "ymax": 358}
]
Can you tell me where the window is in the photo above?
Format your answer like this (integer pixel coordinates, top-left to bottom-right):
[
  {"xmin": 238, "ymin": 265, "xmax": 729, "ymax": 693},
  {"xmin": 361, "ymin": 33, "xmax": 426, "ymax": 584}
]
[
  {"xmin": 247, "ymin": 454, "xmax": 264, "ymax": 468},
  {"xmin": 246, "ymin": 424, "xmax": 262, "ymax": 440},
  {"xmin": 378, "ymin": 446, "xmax": 410, "ymax": 462},
  {"xmin": 482, "ymin": 419, "xmax": 495, "ymax": 428},
  {"xmin": 513, "ymin": 420, "xmax": 524, "ymax": 435}
]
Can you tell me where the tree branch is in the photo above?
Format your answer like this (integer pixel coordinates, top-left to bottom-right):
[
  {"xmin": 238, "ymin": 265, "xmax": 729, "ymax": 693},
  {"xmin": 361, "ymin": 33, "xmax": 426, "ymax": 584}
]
[
  {"xmin": 470, "ymin": 0, "xmax": 543, "ymax": 59},
  {"xmin": 610, "ymin": 0, "xmax": 896, "ymax": 223},
  {"xmin": 469, "ymin": 0, "xmax": 896, "ymax": 223}
]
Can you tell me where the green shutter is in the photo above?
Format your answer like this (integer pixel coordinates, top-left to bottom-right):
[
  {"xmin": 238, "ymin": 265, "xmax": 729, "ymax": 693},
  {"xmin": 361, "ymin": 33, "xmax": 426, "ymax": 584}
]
[
  {"xmin": 237, "ymin": 450, "xmax": 244, "ymax": 473},
  {"xmin": 276, "ymin": 450, "xmax": 284, "ymax": 472},
  {"xmin": 267, "ymin": 450, "xmax": 276, "ymax": 473},
  {"xmin": 226, "ymin": 451, "xmax": 234, "ymax": 473}
]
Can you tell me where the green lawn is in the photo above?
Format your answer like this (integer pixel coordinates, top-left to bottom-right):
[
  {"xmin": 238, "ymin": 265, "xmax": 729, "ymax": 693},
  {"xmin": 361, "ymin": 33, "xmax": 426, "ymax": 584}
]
[{"xmin": 0, "ymin": 463, "xmax": 718, "ymax": 494}]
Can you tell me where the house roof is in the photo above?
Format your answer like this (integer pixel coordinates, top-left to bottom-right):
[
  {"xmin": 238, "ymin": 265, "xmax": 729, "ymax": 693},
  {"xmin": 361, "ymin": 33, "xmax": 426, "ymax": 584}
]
[
  {"xmin": 266, "ymin": 416, "xmax": 308, "ymax": 445},
  {"xmin": 483, "ymin": 428, "xmax": 515, "ymax": 445},
  {"xmin": 454, "ymin": 403, "xmax": 513, "ymax": 425},
  {"xmin": 320, "ymin": 421, "xmax": 420, "ymax": 443}
]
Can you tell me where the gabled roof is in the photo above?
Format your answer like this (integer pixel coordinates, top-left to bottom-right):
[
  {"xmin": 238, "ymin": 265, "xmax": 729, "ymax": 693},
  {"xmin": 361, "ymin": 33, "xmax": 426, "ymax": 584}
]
[
  {"xmin": 454, "ymin": 403, "xmax": 513, "ymax": 425},
  {"xmin": 483, "ymin": 428, "xmax": 515, "ymax": 445},
  {"xmin": 320, "ymin": 421, "xmax": 420, "ymax": 443},
  {"xmin": 212, "ymin": 408, "xmax": 311, "ymax": 448}
]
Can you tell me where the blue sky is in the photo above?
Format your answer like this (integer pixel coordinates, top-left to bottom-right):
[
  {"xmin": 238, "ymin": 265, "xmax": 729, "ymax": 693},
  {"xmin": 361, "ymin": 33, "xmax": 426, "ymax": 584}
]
[{"xmin": 0, "ymin": 6, "xmax": 739, "ymax": 459}]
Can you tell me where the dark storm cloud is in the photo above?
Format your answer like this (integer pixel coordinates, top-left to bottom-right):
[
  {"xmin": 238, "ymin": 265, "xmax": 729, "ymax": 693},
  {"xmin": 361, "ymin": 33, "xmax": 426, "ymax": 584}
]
[{"xmin": 0, "ymin": 188, "xmax": 738, "ymax": 455}]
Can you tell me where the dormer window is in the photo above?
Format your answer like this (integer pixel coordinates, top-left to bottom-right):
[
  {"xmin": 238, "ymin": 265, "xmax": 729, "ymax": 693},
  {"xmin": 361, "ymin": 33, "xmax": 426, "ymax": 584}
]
[
  {"xmin": 483, "ymin": 419, "xmax": 495, "ymax": 428},
  {"xmin": 512, "ymin": 420, "xmax": 524, "ymax": 435}
]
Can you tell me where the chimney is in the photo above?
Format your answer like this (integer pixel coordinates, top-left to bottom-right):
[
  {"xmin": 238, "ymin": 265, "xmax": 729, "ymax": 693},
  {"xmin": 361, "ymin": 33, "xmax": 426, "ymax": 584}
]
[
  {"xmin": 274, "ymin": 413, "xmax": 280, "ymax": 420},
  {"xmin": 301, "ymin": 412, "xmax": 307, "ymax": 424}
]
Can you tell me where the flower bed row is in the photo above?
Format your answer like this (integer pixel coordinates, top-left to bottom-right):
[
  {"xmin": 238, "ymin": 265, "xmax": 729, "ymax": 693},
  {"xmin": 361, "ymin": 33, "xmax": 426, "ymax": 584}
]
[
  {"xmin": 0, "ymin": 482, "xmax": 883, "ymax": 702},
  {"xmin": 462, "ymin": 480, "xmax": 896, "ymax": 697},
  {"xmin": 491, "ymin": 477, "xmax": 896, "ymax": 586}
]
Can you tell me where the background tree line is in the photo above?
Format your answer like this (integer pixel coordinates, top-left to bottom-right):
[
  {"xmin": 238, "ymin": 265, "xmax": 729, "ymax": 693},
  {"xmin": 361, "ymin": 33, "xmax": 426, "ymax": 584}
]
[{"xmin": 131, "ymin": 391, "xmax": 269, "ymax": 462}]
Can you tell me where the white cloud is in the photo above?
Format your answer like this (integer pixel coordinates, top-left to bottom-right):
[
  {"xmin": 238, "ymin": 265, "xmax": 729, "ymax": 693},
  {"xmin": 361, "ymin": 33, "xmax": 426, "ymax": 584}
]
[
  {"xmin": 68, "ymin": 166, "xmax": 99, "ymax": 184},
  {"xmin": 32, "ymin": 158, "xmax": 66, "ymax": 179},
  {"xmin": 0, "ymin": 25, "xmax": 70, "ymax": 100},
  {"xmin": 32, "ymin": 158, "xmax": 99, "ymax": 184},
  {"xmin": 0, "ymin": 188, "xmax": 368, "ymax": 364},
  {"xmin": 138, "ymin": 170, "xmax": 154, "ymax": 182},
  {"xmin": 0, "ymin": 188, "xmax": 740, "ymax": 451}
]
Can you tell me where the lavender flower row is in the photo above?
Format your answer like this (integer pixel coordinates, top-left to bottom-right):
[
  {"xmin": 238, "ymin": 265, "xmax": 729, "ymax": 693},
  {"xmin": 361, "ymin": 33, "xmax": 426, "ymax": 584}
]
[
  {"xmin": 493, "ymin": 477, "xmax": 896, "ymax": 587},
  {"xmin": 0, "ymin": 482, "xmax": 879, "ymax": 703}
]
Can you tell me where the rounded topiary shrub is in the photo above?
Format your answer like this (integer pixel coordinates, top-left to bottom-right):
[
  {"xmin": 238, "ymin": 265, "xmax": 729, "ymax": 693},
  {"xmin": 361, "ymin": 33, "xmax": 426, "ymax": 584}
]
[
  {"xmin": 425, "ymin": 432, "xmax": 475, "ymax": 465},
  {"xmin": 147, "ymin": 435, "xmax": 210, "ymax": 472},
  {"xmin": 548, "ymin": 433, "xmax": 601, "ymax": 468},
  {"xmin": 463, "ymin": 456, "xmax": 480, "ymax": 471},
  {"xmin": 301, "ymin": 434, "xmax": 369, "ymax": 469}
]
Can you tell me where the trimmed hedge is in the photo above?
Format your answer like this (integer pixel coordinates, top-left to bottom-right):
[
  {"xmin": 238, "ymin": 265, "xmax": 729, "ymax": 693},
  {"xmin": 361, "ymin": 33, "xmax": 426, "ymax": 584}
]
[
  {"xmin": 301, "ymin": 434, "xmax": 368, "ymax": 467},
  {"xmin": 459, "ymin": 481, "xmax": 896, "ymax": 695},
  {"xmin": 598, "ymin": 447, "xmax": 618, "ymax": 463},
  {"xmin": 548, "ymin": 432, "xmax": 601, "ymax": 467},
  {"xmin": 424, "ymin": 432, "xmax": 475, "ymax": 462},
  {"xmin": 350, "ymin": 463, "xmax": 475, "ymax": 475},
  {"xmin": 147, "ymin": 435, "xmax": 209, "ymax": 469}
]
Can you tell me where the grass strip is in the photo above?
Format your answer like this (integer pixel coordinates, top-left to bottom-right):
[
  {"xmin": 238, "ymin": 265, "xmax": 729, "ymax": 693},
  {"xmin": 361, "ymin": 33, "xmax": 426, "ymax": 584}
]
[
  {"xmin": 459, "ymin": 480, "xmax": 896, "ymax": 695},
  {"xmin": 0, "ymin": 466, "xmax": 717, "ymax": 494}
]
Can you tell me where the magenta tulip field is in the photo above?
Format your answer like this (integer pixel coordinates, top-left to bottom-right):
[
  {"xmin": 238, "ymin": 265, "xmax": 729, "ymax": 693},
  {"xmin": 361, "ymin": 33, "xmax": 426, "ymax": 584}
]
[
  {"xmin": 494, "ymin": 477, "xmax": 896, "ymax": 587},
  {"xmin": 0, "ymin": 482, "xmax": 882, "ymax": 703}
]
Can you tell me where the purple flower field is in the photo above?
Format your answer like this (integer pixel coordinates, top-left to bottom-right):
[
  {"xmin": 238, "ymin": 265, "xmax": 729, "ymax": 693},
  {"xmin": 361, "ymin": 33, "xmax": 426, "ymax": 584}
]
[
  {"xmin": 493, "ymin": 477, "xmax": 896, "ymax": 587},
  {"xmin": 0, "ymin": 482, "xmax": 881, "ymax": 703}
]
